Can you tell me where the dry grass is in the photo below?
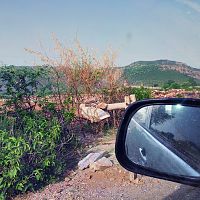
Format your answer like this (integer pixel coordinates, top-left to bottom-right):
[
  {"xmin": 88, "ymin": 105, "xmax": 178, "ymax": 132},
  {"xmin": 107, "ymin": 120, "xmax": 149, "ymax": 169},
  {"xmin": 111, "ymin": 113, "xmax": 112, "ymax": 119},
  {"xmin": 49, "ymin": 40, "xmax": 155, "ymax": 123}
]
[{"xmin": 25, "ymin": 34, "xmax": 122, "ymax": 107}]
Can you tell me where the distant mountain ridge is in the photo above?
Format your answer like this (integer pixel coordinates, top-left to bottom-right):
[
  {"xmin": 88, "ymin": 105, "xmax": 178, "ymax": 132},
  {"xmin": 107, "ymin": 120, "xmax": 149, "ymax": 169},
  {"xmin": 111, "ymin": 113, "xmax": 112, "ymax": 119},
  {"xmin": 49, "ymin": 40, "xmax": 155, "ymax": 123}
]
[
  {"xmin": 128, "ymin": 60, "xmax": 200, "ymax": 79},
  {"xmin": 121, "ymin": 60, "xmax": 200, "ymax": 86}
]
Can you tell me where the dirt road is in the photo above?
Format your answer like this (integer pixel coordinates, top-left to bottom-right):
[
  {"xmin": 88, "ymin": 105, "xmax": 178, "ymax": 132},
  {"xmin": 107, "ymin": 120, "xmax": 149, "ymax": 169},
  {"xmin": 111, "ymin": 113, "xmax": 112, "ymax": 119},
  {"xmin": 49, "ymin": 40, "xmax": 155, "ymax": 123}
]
[
  {"xmin": 15, "ymin": 136, "xmax": 200, "ymax": 200},
  {"xmin": 16, "ymin": 165, "xmax": 200, "ymax": 200}
]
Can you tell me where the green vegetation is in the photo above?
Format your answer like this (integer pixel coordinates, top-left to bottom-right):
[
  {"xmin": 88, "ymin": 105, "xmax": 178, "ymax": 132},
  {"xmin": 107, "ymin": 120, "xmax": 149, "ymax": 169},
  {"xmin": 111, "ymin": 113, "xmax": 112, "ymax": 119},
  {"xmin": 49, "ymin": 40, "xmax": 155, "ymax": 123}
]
[
  {"xmin": 124, "ymin": 86, "xmax": 152, "ymax": 100},
  {"xmin": 2, "ymin": 49, "xmax": 199, "ymax": 199},
  {"xmin": 163, "ymin": 78, "xmax": 197, "ymax": 90},
  {"xmin": 0, "ymin": 65, "xmax": 152, "ymax": 199},
  {"xmin": 122, "ymin": 62, "xmax": 200, "ymax": 87},
  {"xmin": 162, "ymin": 78, "xmax": 197, "ymax": 90},
  {"xmin": 0, "ymin": 57, "xmax": 122, "ymax": 198},
  {"xmin": 0, "ymin": 66, "xmax": 75, "ymax": 199}
]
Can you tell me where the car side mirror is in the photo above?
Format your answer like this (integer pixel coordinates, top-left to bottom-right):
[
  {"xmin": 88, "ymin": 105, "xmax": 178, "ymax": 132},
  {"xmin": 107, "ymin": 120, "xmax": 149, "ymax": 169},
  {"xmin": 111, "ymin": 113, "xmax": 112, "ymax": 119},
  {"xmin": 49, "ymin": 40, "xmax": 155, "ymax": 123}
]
[{"xmin": 115, "ymin": 98, "xmax": 200, "ymax": 186}]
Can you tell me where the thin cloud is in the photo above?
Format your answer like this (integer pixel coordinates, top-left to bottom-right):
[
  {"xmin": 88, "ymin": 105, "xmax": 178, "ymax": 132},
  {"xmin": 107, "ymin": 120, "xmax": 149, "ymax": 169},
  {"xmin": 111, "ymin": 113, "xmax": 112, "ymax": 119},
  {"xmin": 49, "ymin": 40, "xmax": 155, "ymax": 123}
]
[{"xmin": 177, "ymin": 0, "xmax": 200, "ymax": 13}]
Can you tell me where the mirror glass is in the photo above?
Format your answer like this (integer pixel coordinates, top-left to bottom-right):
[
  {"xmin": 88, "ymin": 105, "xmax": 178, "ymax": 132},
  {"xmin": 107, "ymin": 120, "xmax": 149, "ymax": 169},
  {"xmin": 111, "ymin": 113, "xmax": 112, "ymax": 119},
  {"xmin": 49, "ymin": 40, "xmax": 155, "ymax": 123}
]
[{"xmin": 125, "ymin": 104, "xmax": 200, "ymax": 177}]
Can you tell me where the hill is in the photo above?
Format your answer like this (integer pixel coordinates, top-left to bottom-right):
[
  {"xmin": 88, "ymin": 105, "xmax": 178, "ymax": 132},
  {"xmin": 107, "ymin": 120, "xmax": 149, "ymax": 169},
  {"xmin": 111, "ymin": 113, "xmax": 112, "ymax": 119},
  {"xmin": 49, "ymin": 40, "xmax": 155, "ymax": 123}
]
[{"xmin": 122, "ymin": 60, "xmax": 200, "ymax": 86}]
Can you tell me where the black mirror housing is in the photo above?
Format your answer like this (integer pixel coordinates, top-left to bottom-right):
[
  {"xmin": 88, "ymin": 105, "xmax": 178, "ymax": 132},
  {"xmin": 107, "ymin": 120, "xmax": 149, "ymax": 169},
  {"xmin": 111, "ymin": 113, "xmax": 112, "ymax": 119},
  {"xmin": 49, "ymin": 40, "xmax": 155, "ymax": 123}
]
[{"xmin": 115, "ymin": 98, "xmax": 200, "ymax": 187}]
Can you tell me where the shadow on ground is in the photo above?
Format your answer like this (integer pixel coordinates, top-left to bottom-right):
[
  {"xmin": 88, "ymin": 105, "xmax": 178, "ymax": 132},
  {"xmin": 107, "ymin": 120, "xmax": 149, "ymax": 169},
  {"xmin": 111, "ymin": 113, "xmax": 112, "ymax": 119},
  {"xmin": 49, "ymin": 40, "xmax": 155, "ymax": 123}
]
[{"xmin": 164, "ymin": 185, "xmax": 200, "ymax": 200}]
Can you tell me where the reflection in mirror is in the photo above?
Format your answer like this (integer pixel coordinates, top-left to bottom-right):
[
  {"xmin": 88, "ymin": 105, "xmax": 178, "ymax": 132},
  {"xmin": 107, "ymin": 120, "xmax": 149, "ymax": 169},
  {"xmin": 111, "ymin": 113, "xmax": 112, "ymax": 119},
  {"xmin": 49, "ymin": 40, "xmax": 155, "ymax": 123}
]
[{"xmin": 125, "ymin": 104, "xmax": 200, "ymax": 177}]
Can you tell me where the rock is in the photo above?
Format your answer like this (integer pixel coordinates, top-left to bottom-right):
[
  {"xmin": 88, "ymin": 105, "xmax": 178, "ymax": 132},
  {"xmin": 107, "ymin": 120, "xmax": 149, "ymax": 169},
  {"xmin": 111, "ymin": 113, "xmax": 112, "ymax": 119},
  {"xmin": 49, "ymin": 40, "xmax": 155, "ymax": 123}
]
[
  {"xmin": 89, "ymin": 157, "xmax": 113, "ymax": 171},
  {"xmin": 64, "ymin": 177, "xmax": 71, "ymax": 182},
  {"xmin": 80, "ymin": 105, "xmax": 110, "ymax": 123},
  {"xmin": 78, "ymin": 151, "xmax": 106, "ymax": 170}
]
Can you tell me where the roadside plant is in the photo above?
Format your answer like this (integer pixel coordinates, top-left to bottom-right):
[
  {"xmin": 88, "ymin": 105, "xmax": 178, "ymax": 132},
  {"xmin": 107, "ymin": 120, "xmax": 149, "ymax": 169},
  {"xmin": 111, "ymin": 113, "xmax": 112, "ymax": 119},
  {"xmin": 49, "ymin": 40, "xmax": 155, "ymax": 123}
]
[
  {"xmin": 0, "ymin": 66, "xmax": 75, "ymax": 199},
  {"xmin": 25, "ymin": 35, "xmax": 122, "ymax": 109},
  {"xmin": 130, "ymin": 86, "xmax": 152, "ymax": 100}
]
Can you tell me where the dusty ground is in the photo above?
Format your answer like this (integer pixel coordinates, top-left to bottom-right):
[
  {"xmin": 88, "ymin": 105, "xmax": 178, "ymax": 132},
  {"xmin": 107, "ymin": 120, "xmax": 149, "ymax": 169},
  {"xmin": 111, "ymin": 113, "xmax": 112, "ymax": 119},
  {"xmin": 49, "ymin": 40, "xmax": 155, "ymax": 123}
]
[{"xmin": 15, "ymin": 134, "xmax": 200, "ymax": 200}]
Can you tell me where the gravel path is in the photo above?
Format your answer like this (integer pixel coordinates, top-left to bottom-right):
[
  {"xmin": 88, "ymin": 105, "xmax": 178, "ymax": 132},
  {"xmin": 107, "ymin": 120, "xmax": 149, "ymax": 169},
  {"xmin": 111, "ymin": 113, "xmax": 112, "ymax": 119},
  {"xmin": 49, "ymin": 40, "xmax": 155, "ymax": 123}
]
[{"xmin": 15, "ymin": 165, "xmax": 200, "ymax": 200}]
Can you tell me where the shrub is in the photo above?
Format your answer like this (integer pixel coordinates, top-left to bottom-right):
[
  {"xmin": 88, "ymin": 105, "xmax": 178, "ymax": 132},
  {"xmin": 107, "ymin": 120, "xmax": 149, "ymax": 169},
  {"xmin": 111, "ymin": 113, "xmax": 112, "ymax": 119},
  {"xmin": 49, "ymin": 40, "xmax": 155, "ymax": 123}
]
[
  {"xmin": 0, "ymin": 114, "xmax": 71, "ymax": 199},
  {"xmin": 0, "ymin": 66, "xmax": 75, "ymax": 199},
  {"xmin": 129, "ymin": 87, "xmax": 152, "ymax": 100},
  {"xmin": 26, "ymin": 36, "xmax": 122, "ymax": 108},
  {"xmin": 162, "ymin": 78, "xmax": 197, "ymax": 90}
]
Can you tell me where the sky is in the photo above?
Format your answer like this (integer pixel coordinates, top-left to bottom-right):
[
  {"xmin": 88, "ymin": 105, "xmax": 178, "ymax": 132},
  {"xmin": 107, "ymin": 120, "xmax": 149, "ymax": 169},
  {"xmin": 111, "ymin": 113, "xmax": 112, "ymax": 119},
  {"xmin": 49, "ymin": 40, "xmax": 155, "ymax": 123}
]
[{"xmin": 0, "ymin": 0, "xmax": 200, "ymax": 68}]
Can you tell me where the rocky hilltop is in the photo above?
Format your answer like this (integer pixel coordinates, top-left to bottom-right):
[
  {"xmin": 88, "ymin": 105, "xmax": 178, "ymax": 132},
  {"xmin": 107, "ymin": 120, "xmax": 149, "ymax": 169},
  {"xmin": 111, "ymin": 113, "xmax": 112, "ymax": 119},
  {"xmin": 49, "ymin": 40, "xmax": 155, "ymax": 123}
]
[{"xmin": 122, "ymin": 60, "xmax": 200, "ymax": 86}]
